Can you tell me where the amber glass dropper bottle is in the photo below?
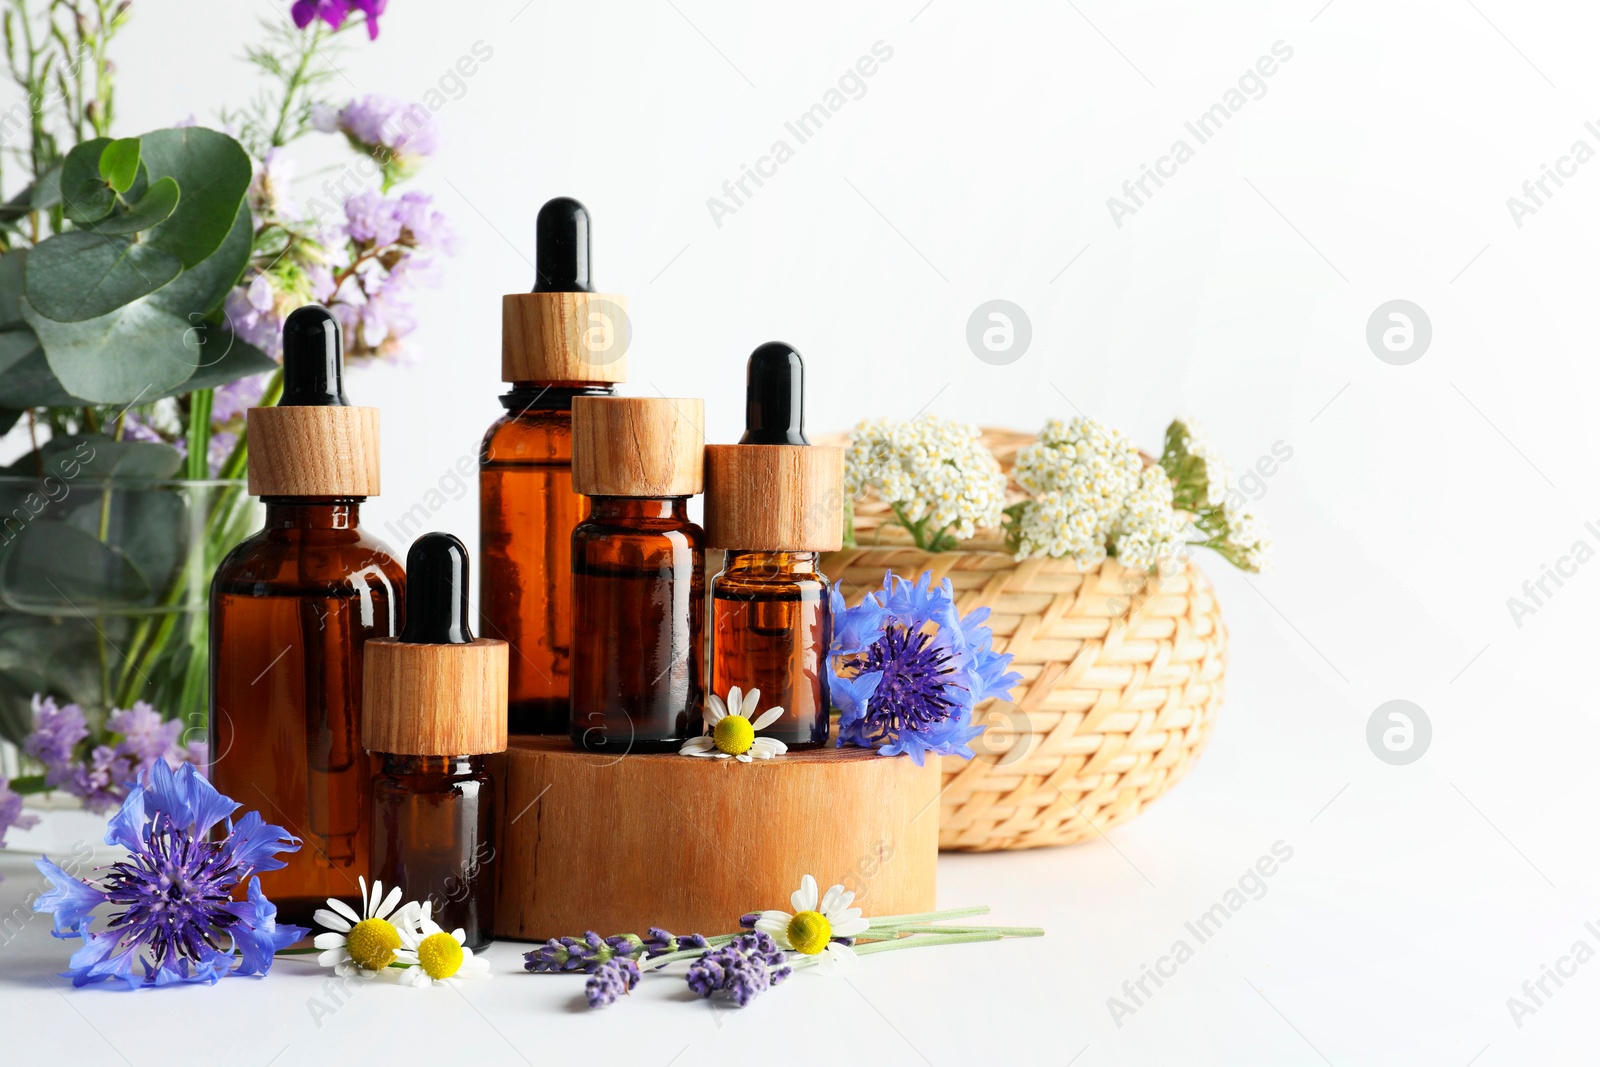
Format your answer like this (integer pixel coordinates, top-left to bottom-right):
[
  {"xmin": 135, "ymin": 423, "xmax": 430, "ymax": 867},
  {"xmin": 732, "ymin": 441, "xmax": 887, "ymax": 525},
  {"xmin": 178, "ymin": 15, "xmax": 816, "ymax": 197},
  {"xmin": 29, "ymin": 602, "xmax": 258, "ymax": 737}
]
[
  {"xmin": 569, "ymin": 396, "xmax": 705, "ymax": 753},
  {"xmin": 365, "ymin": 533, "xmax": 507, "ymax": 950},
  {"xmin": 209, "ymin": 304, "xmax": 405, "ymax": 927},
  {"xmin": 705, "ymin": 342, "xmax": 844, "ymax": 748},
  {"xmin": 480, "ymin": 197, "xmax": 628, "ymax": 736}
]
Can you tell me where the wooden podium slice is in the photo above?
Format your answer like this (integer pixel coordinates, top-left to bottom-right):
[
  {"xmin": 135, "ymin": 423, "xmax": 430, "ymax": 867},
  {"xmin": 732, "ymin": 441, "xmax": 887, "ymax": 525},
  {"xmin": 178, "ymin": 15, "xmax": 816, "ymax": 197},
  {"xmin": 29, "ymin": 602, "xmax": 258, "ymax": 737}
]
[{"xmin": 491, "ymin": 737, "xmax": 940, "ymax": 941}]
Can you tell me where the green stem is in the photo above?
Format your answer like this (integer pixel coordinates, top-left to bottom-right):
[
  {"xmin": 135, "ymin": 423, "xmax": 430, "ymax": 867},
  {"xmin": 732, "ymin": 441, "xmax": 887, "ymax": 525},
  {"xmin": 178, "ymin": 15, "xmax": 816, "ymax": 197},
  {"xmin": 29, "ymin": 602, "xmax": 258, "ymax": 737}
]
[
  {"xmin": 850, "ymin": 929, "xmax": 1043, "ymax": 957},
  {"xmin": 268, "ymin": 25, "xmax": 322, "ymax": 148},
  {"xmin": 866, "ymin": 905, "xmax": 990, "ymax": 926},
  {"xmin": 8, "ymin": 773, "xmax": 47, "ymax": 794},
  {"xmin": 185, "ymin": 388, "xmax": 213, "ymax": 482}
]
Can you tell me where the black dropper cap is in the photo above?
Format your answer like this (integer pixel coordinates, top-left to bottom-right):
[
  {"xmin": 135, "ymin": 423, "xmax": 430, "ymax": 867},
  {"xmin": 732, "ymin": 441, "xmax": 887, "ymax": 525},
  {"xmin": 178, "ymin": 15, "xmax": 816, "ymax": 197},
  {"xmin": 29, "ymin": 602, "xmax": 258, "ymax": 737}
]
[
  {"xmin": 533, "ymin": 197, "xmax": 592, "ymax": 294},
  {"xmin": 398, "ymin": 533, "xmax": 473, "ymax": 645},
  {"xmin": 740, "ymin": 341, "xmax": 808, "ymax": 445},
  {"xmin": 280, "ymin": 304, "xmax": 349, "ymax": 407}
]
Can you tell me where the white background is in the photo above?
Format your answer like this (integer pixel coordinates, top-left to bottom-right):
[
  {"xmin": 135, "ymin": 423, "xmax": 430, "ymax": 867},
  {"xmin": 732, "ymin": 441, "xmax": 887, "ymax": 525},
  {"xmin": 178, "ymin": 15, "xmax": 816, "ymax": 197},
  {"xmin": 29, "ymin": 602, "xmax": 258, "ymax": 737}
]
[{"xmin": 3, "ymin": 0, "xmax": 1598, "ymax": 1063}]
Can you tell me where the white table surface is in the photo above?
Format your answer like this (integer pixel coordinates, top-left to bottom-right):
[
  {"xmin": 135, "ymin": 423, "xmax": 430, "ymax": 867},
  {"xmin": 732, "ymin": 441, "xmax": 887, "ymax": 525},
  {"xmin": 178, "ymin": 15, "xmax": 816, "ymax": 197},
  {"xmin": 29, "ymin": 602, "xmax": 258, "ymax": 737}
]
[{"xmin": 2, "ymin": 587, "xmax": 1587, "ymax": 1067}]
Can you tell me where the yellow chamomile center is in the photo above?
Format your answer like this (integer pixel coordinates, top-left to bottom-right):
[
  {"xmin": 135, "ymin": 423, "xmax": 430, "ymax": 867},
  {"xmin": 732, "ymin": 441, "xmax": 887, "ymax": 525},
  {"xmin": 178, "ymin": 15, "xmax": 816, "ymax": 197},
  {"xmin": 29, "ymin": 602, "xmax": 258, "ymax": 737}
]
[
  {"xmin": 417, "ymin": 930, "xmax": 465, "ymax": 980},
  {"xmin": 786, "ymin": 910, "xmax": 832, "ymax": 955},
  {"xmin": 713, "ymin": 714, "xmax": 755, "ymax": 755},
  {"xmin": 346, "ymin": 917, "xmax": 401, "ymax": 971}
]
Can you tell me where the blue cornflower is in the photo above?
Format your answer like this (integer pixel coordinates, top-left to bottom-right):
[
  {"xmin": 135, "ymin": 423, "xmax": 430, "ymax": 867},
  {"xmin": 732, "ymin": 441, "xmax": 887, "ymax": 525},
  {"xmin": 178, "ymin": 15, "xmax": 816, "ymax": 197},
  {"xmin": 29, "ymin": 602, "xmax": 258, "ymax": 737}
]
[
  {"xmin": 829, "ymin": 570, "xmax": 1020, "ymax": 765},
  {"xmin": 33, "ymin": 760, "xmax": 305, "ymax": 989}
]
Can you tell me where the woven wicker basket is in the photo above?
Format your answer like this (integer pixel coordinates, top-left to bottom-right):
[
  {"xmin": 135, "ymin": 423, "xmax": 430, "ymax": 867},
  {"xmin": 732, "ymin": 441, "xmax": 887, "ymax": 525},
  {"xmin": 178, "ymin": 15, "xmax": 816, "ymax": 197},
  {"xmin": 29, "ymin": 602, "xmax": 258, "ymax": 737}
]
[{"xmin": 819, "ymin": 429, "xmax": 1227, "ymax": 851}]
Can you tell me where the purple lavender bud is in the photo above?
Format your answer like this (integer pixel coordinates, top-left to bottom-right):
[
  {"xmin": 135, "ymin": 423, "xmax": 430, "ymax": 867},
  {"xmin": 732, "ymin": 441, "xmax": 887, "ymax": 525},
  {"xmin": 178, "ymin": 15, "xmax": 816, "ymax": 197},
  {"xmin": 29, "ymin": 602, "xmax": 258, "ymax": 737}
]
[
  {"xmin": 681, "ymin": 933, "xmax": 709, "ymax": 950},
  {"xmin": 584, "ymin": 957, "xmax": 641, "ymax": 1009},
  {"xmin": 739, "ymin": 912, "xmax": 760, "ymax": 929},
  {"xmin": 770, "ymin": 965, "xmax": 792, "ymax": 986}
]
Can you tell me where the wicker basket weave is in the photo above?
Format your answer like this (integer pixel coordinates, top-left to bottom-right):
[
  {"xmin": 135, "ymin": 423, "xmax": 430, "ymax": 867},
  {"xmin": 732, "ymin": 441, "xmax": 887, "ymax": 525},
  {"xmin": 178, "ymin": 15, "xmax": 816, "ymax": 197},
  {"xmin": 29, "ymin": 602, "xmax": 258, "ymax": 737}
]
[{"xmin": 819, "ymin": 429, "xmax": 1227, "ymax": 851}]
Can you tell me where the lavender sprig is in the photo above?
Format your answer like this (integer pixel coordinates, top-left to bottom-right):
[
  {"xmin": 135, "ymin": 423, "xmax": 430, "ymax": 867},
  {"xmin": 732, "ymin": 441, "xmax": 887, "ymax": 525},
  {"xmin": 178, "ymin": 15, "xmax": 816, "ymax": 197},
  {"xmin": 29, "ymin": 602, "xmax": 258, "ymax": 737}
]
[
  {"xmin": 585, "ymin": 957, "xmax": 641, "ymax": 1008},
  {"xmin": 524, "ymin": 931, "xmax": 643, "ymax": 974},
  {"xmin": 685, "ymin": 932, "xmax": 791, "ymax": 1007}
]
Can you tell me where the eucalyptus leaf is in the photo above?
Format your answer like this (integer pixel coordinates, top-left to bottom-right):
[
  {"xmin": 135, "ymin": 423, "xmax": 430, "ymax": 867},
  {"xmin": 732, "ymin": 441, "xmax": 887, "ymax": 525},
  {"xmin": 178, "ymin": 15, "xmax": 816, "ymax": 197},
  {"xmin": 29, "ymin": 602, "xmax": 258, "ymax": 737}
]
[
  {"xmin": 0, "ymin": 328, "xmax": 37, "ymax": 379},
  {"xmin": 139, "ymin": 127, "xmax": 252, "ymax": 268},
  {"xmin": 0, "ymin": 613, "xmax": 123, "ymax": 724},
  {"xmin": 148, "ymin": 200, "xmax": 250, "ymax": 320},
  {"xmin": 21, "ymin": 295, "xmax": 197, "ymax": 404},
  {"xmin": 24, "ymin": 231, "xmax": 183, "ymax": 322},
  {"xmin": 0, "ymin": 249, "xmax": 26, "ymax": 329},
  {"xmin": 0, "ymin": 336, "xmax": 85, "ymax": 407},
  {"xmin": 23, "ymin": 433, "xmax": 185, "ymax": 481},
  {"xmin": 29, "ymin": 161, "xmax": 63, "ymax": 211},
  {"xmin": 59, "ymin": 137, "xmax": 114, "ymax": 224},
  {"xmin": 68, "ymin": 488, "xmax": 184, "ymax": 598},
  {"xmin": 90, "ymin": 177, "xmax": 179, "ymax": 236},
  {"xmin": 162, "ymin": 331, "xmax": 275, "ymax": 397},
  {"xmin": 0, "ymin": 520, "xmax": 150, "ymax": 611},
  {"xmin": 99, "ymin": 137, "xmax": 141, "ymax": 193}
]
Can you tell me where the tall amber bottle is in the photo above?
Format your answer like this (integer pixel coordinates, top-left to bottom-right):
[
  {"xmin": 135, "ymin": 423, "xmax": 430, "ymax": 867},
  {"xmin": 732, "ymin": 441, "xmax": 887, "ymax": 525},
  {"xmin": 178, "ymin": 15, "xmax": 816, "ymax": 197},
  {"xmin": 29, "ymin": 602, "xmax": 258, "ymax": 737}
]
[
  {"xmin": 569, "ymin": 397, "xmax": 705, "ymax": 753},
  {"xmin": 480, "ymin": 198, "xmax": 628, "ymax": 735},
  {"xmin": 209, "ymin": 305, "xmax": 404, "ymax": 928},
  {"xmin": 705, "ymin": 343, "xmax": 843, "ymax": 748},
  {"xmin": 365, "ymin": 533, "xmax": 507, "ymax": 951}
]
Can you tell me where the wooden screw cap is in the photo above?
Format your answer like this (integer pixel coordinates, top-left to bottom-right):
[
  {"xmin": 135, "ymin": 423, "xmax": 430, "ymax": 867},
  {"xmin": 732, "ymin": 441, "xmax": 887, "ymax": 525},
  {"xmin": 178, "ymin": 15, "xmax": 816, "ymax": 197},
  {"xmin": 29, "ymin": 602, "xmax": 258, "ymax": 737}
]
[
  {"xmin": 247, "ymin": 304, "xmax": 380, "ymax": 498},
  {"xmin": 362, "ymin": 638, "xmax": 509, "ymax": 756},
  {"xmin": 502, "ymin": 291, "xmax": 629, "ymax": 384},
  {"xmin": 704, "ymin": 444, "xmax": 844, "ymax": 551},
  {"xmin": 572, "ymin": 396, "xmax": 704, "ymax": 497},
  {"xmin": 362, "ymin": 533, "xmax": 509, "ymax": 756},
  {"xmin": 247, "ymin": 406, "xmax": 380, "ymax": 497},
  {"xmin": 502, "ymin": 198, "xmax": 627, "ymax": 384}
]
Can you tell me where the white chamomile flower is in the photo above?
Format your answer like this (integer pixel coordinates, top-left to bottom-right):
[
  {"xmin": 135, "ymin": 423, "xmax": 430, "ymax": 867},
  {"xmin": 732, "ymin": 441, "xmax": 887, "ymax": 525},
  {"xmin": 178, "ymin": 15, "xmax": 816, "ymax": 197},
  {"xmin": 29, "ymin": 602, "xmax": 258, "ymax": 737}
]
[
  {"xmin": 313, "ymin": 877, "xmax": 418, "ymax": 978},
  {"xmin": 679, "ymin": 685, "xmax": 788, "ymax": 762},
  {"xmin": 755, "ymin": 874, "xmax": 870, "ymax": 975},
  {"xmin": 395, "ymin": 902, "xmax": 491, "ymax": 987}
]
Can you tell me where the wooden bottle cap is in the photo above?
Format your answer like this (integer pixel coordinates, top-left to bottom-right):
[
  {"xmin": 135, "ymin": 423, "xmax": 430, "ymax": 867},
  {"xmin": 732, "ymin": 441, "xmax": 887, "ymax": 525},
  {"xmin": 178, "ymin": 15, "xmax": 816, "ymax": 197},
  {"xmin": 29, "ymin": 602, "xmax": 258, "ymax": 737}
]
[
  {"xmin": 703, "ymin": 444, "xmax": 844, "ymax": 551},
  {"xmin": 247, "ymin": 406, "xmax": 381, "ymax": 497},
  {"xmin": 502, "ymin": 291, "xmax": 629, "ymax": 384},
  {"xmin": 362, "ymin": 638, "xmax": 509, "ymax": 756},
  {"xmin": 572, "ymin": 396, "xmax": 704, "ymax": 497}
]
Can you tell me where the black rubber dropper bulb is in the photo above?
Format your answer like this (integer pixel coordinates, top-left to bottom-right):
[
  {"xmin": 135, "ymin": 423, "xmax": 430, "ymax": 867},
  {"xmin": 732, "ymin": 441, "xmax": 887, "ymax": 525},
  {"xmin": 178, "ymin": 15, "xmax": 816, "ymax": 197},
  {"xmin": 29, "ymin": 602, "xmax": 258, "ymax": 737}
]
[
  {"xmin": 399, "ymin": 532, "xmax": 473, "ymax": 645},
  {"xmin": 532, "ymin": 197, "xmax": 592, "ymax": 294},
  {"xmin": 279, "ymin": 304, "xmax": 349, "ymax": 407},
  {"xmin": 740, "ymin": 341, "xmax": 808, "ymax": 445}
]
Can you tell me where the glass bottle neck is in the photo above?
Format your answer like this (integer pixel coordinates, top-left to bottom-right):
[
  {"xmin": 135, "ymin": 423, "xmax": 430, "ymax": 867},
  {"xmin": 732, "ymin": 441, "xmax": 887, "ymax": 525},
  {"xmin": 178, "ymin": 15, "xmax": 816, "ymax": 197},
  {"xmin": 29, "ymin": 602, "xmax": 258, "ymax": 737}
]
[
  {"xmin": 586, "ymin": 496, "xmax": 689, "ymax": 522},
  {"xmin": 261, "ymin": 499, "xmax": 365, "ymax": 529},
  {"xmin": 722, "ymin": 549, "xmax": 820, "ymax": 575},
  {"xmin": 379, "ymin": 754, "xmax": 484, "ymax": 777},
  {"xmin": 500, "ymin": 382, "xmax": 615, "ymax": 413}
]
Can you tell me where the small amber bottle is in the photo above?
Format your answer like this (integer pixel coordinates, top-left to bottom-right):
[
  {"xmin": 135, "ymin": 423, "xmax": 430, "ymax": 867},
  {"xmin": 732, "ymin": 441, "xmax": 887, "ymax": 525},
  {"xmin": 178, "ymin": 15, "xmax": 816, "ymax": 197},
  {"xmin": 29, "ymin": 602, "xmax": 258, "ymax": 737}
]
[
  {"xmin": 480, "ymin": 198, "xmax": 628, "ymax": 736},
  {"xmin": 210, "ymin": 305, "xmax": 405, "ymax": 928},
  {"xmin": 569, "ymin": 397, "xmax": 706, "ymax": 753},
  {"xmin": 705, "ymin": 343, "xmax": 843, "ymax": 748},
  {"xmin": 364, "ymin": 533, "xmax": 508, "ymax": 950}
]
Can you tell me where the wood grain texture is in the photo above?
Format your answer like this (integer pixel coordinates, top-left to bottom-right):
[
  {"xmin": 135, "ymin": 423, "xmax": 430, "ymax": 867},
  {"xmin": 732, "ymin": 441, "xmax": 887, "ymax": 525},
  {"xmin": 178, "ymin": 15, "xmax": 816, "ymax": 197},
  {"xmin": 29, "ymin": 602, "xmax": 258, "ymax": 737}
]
[
  {"xmin": 501, "ymin": 291, "xmax": 629, "ymax": 384},
  {"xmin": 703, "ymin": 444, "xmax": 844, "ymax": 551},
  {"xmin": 572, "ymin": 396, "xmax": 704, "ymax": 497},
  {"xmin": 246, "ymin": 405, "xmax": 380, "ymax": 497},
  {"xmin": 492, "ymin": 736, "xmax": 939, "ymax": 939},
  {"xmin": 362, "ymin": 638, "xmax": 509, "ymax": 756}
]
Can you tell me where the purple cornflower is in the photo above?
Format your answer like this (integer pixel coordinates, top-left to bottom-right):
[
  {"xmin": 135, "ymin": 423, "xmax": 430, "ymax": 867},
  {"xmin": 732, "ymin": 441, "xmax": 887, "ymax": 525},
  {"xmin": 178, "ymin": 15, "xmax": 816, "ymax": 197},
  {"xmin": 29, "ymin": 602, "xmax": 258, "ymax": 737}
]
[
  {"xmin": 24, "ymin": 695, "xmax": 87, "ymax": 782},
  {"xmin": 33, "ymin": 760, "xmax": 305, "ymax": 988},
  {"xmin": 292, "ymin": 0, "xmax": 385, "ymax": 38},
  {"xmin": 524, "ymin": 931, "xmax": 641, "ymax": 974},
  {"xmin": 584, "ymin": 957, "xmax": 641, "ymax": 1008},
  {"xmin": 642, "ymin": 927, "xmax": 709, "ymax": 958},
  {"xmin": 829, "ymin": 570, "xmax": 1020, "ymax": 765},
  {"xmin": 685, "ymin": 932, "xmax": 790, "ymax": 1007}
]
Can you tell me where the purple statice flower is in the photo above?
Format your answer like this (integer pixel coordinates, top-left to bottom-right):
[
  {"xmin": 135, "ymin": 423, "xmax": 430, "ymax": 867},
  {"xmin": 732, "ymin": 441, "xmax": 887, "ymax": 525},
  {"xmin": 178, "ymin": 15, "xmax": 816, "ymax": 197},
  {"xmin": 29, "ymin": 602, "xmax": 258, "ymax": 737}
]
[
  {"xmin": 0, "ymin": 776, "xmax": 40, "ymax": 845},
  {"xmin": 211, "ymin": 375, "xmax": 265, "ymax": 424},
  {"xmin": 33, "ymin": 760, "xmax": 305, "ymax": 989},
  {"xmin": 829, "ymin": 570, "xmax": 1020, "ymax": 765},
  {"xmin": 584, "ymin": 957, "xmax": 641, "ymax": 1008},
  {"xmin": 25, "ymin": 695, "xmax": 87, "ymax": 784},
  {"xmin": 107, "ymin": 703, "xmax": 182, "ymax": 770},
  {"xmin": 641, "ymin": 928, "xmax": 709, "ymax": 959},
  {"xmin": 292, "ymin": 0, "xmax": 384, "ymax": 38},
  {"xmin": 65, "ymin": 744, "xmax": 133, "ymax": 815},
  {"xmin": 524, "ymin": 931, "xmax": 642, "ymax": 974},
  {"xmin": 343, "ymin": 188, "xmax": 403, "ymax": 247},
  {"xmin": 319, "ymin": 95, "xmax": 438, "ymax": 160},
  {"xmin": 224, "ymin": 274, "xmax": 285, "ymax": 360},
  {"xmin": 685, "ymin": 932, "xmax": 790, "ymax": 1007}
]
